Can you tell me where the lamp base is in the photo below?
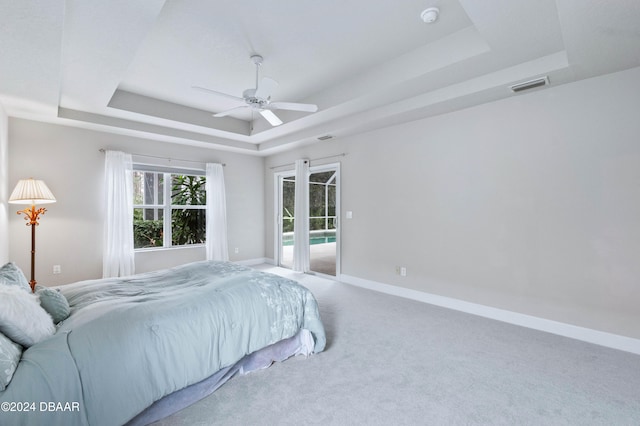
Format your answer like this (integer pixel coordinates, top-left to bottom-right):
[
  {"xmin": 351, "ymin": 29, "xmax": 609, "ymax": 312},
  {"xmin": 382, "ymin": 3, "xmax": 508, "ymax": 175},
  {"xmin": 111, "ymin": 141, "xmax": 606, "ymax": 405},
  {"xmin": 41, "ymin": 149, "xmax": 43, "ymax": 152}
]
[{"xmin": 15, "ymin": 205, "xmax": 45, "ymax": 293}]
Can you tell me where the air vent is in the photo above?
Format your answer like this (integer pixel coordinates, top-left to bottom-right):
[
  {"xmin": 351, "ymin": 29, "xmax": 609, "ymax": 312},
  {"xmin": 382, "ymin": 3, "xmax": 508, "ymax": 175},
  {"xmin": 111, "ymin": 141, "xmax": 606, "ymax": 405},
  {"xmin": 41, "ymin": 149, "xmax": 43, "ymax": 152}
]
[
  {"xmin": 317, "ymin": 135, "xmax": 333, "ymax": 141},
  {"xmin": 509, "ymin": 76, "xmax": 549, "ymax": 93}
]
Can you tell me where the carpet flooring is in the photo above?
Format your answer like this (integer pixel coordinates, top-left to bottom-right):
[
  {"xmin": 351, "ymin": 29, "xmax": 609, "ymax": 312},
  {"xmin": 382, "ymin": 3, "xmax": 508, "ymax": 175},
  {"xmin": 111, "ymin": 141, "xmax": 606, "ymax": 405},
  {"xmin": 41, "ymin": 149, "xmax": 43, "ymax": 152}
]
[{"xmin": 153, "ymin": 266, "xmax": 640, "ymax": 425}]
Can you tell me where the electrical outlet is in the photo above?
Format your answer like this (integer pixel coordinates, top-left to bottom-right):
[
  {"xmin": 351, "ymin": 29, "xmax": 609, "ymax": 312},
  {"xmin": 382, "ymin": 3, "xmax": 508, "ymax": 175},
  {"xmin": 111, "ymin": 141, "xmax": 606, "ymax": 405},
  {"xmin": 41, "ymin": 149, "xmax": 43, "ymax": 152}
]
[
  {"xmin": 53, "ymin": 265, "xmax": 61, "ymax": 274},
  {"xmin": 400, "ymin": 267, "xmax": 407, "ymax": 277},
  {"xmin": 234, "ymin": 248, "xmax": 239, "ymax": 254}
]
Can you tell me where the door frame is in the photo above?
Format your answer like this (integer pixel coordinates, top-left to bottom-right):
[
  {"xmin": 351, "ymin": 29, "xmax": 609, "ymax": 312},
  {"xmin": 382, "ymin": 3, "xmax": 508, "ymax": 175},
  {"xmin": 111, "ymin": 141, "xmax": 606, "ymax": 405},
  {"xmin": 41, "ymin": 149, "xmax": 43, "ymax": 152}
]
[
  {"xmin": 273, "ymin": 162, "xmax": 341, "ymax": 277},
  {"xmin": 274, "ymin": 169, "xmax": 295, "ymax": 270}
]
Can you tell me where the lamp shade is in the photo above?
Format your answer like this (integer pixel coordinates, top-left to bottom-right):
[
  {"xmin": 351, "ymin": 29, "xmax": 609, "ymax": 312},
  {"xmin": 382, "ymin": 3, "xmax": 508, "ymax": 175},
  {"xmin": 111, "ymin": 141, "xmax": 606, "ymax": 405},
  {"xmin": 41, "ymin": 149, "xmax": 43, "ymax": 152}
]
[{"xmin": 8, "ymin": 178, "xmax": 56, "ymax": 205}]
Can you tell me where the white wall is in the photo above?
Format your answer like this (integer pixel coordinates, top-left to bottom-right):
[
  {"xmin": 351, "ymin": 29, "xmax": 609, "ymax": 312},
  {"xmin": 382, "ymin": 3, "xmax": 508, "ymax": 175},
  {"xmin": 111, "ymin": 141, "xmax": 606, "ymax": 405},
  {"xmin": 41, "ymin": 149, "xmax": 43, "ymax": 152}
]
[
  {"xmin": 8, "ymin": 119, "xmax": 264, "ymax": 285},
  {"xmin": 264, "ymin": 66, "xmax": 640, "ymax": 340},
  {"xmin": 0, "ymin": 104, "xmax": 8, "ymax": 264}
]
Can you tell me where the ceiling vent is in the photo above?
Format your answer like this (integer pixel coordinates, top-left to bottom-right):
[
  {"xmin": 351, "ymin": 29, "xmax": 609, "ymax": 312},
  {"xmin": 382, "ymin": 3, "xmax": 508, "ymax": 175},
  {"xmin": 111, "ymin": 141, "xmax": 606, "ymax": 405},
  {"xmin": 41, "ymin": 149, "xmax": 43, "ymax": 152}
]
[
  {"xmin": 317, "ymin": 135, "xmax": 333, "ymax": 141},
  {"xmin": 509, "ymin": 76, "xmax": 549, "ymax": 93}
]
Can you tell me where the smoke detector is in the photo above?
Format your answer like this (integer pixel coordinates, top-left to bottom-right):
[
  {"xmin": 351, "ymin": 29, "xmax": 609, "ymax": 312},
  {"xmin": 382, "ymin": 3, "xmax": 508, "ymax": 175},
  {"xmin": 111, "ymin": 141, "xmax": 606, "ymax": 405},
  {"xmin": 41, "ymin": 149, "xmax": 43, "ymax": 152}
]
[{"xmin": 421, "ymin": 7, "xmax": 439, "ymax": 23}]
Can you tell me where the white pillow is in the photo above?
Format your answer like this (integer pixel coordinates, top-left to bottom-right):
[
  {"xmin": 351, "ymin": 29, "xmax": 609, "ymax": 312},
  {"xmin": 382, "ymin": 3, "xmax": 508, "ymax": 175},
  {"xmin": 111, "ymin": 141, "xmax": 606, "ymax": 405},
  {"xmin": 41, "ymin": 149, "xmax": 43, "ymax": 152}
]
[{"xmin": 0, "ymin": 286, "xmax": 55, "ymax": 347}]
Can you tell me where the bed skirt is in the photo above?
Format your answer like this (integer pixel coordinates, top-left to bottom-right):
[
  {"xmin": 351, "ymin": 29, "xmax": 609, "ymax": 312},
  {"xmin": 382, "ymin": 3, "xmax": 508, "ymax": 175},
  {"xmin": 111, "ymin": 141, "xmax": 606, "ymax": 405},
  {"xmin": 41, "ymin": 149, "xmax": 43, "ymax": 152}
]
[{"xmin": 126, "ymin": 329, "xmax": 315, "ymax": 425}]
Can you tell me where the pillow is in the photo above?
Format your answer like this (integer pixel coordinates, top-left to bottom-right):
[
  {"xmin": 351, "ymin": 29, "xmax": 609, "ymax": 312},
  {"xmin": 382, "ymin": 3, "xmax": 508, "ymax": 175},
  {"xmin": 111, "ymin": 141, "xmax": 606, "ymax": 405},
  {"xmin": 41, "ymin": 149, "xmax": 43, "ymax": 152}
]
[
  {"xmin": 0, "ymin": 331, "xmax": 22, "ymax": 391},
  {"xmin": 35, "ymin": 285, "xmax": 71, "ymax": 324},
  {"xmin": 0, "ymin": 286, "xmax": 55, "ymax": 347},
  {"xmin": 0, "ymin": 262, "xmax": 31, "ymax": 293}
]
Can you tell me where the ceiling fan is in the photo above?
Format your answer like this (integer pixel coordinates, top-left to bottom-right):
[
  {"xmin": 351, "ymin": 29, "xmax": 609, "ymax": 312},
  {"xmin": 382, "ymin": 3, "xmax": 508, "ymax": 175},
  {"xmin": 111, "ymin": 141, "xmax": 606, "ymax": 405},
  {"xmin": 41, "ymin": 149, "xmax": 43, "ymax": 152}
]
[{"xmin": 193, "ymin": 55, "xmax": 318, "ymax": 126}]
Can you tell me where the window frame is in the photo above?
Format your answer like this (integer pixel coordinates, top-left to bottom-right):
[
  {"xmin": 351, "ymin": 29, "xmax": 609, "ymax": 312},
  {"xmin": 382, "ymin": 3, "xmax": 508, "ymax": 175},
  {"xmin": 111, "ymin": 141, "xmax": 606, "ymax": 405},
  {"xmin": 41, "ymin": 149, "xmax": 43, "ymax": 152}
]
[{"xmin": 133, "ymin": 165, "xmax": 206, "ymax": 251}]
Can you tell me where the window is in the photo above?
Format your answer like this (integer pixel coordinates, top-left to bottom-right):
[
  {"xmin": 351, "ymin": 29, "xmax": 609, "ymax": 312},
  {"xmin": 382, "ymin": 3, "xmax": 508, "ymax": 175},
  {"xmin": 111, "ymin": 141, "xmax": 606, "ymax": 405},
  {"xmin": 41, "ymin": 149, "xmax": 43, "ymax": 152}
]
[{"xmin": 133, "ymin": 170, "xmax": 206, "ymax": 249}]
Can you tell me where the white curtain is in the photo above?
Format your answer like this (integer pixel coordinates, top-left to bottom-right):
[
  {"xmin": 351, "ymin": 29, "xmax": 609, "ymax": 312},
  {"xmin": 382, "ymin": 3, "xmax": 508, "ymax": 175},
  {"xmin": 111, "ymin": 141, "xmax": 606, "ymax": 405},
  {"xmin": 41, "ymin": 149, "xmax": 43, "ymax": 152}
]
[
  {"xmin": 103, "ymin": 150, "xmax": 135, "ymax": 278},
  {"xmin": 205, "ymin": 163, "xmax": 229, "ymax": 261},
  {"xmin": 293, "ymin": 159, "xmax": 310, "ymax": 272}
]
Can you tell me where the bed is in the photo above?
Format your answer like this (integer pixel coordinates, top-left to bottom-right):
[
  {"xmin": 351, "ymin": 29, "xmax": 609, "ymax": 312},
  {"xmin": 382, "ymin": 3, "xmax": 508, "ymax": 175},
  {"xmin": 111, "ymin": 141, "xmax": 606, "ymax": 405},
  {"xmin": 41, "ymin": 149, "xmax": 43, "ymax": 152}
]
[{"xmin": 0, "ymin": 260, "xmax": 326, "ymax": 426}]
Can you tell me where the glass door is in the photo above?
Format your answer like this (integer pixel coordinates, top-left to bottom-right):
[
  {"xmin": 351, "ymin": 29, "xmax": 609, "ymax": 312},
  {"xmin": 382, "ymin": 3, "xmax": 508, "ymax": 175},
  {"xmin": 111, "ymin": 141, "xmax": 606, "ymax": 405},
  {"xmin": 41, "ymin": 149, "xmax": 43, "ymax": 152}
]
[
  {"xmin": 276, "ymin": 163, "xmax": 340, "ymax": 276},
  {"xmin": 278, "ymin": 173, "xmax": 296, "ymax": 269},
  {"xmin": 308, "ymin": 168, "xmax": 338, "ymax": 276}
]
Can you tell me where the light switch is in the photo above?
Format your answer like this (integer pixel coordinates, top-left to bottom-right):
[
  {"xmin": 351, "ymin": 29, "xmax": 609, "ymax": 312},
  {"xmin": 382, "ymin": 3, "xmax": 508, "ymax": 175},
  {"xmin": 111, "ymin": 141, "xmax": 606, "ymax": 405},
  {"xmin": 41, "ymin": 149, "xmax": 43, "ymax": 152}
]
[{"xmin": 346, "ymin": 211, "xmax": 353, "ymax": 219}]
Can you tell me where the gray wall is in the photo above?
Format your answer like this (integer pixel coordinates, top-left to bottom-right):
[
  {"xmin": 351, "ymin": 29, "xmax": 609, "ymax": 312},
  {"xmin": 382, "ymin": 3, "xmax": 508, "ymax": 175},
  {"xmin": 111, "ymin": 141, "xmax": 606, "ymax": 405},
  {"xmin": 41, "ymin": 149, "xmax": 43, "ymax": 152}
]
[
  {"xmin": 265, "ymin": 66, "xmax": 640, "ymax": 339},
  {"xmin": 0, "ymin": 106, "xmax": 7, "ymax": 264},
  {"xmin": 7, "ymin": 119, "xmax": 264, "ymax": 285},
  {"xmin": 4, "ymin": 66, "xmax": 639, "ymax": 340}
]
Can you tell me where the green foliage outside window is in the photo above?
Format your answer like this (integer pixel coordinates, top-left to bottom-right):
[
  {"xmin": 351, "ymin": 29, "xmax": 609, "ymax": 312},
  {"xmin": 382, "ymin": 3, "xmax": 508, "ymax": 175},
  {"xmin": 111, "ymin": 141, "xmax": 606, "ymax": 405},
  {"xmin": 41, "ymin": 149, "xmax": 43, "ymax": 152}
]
[
  {"xmin": 281, "ymin": 171, "xmax": 336, "ymax": 234},
  {"xmin": 133, "ymin": 173, "xmax": 206, "ymax": 249},
  {"xmin": 133, "ymin": 211, "xmax": 163, "ymax": 248},
  {"xmin": 171, "ymin": 175, "xmax": 206, "ymax": 245},
  {"xmin": 282, "ymin": 179, "xmax": 295, "ymax": 233}
]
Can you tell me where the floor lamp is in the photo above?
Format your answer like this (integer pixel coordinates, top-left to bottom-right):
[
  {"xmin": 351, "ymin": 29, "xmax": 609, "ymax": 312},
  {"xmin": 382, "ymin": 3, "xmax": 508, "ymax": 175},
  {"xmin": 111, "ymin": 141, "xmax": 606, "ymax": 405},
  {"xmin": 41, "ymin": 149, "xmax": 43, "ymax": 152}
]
[{"xmin": 8, "ymin": 178, "xmax": 56, "ymax": 292}]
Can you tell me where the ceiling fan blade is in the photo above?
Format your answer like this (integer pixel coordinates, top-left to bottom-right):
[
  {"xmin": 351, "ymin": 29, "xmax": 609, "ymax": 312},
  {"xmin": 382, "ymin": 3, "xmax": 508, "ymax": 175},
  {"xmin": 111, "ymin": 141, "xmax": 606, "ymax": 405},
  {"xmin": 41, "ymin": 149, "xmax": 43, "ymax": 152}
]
[
  {"xmin": 269, "ymin": 101, "xmax": 318, "ymax": 113},
  {"xmin": 254, "ymin": 77, "xmax": 279, "ymax": 100},
  {"xmin": 192, "ymin": 86, "xmax": 244, "ymax": 103},
  {"xmin": 259, "ymin": 109, "xmax": 283, "ymax": 126},
  {"xmin": 213, "ymin": 105, "xmax": 248, "ymax": 118}
]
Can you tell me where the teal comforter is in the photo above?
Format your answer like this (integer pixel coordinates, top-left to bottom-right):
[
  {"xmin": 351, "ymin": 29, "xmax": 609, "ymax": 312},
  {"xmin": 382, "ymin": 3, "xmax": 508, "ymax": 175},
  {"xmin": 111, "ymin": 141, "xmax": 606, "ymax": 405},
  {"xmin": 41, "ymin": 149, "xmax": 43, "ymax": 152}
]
[{"xmin": 0, "ymin": 261, "xmax": 325, "ymax": 426}]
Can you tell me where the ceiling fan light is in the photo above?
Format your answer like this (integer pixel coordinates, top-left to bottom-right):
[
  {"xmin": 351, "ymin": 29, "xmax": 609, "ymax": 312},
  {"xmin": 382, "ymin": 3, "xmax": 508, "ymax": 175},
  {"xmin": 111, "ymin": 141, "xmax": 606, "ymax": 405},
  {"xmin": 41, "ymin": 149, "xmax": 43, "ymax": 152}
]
[
  {"xmin": 260, "ymin": 109, "xmax": 283, "ymax": 126},
  {"xmin": 197, "ymin": 54, "xmax": 317, "ymax": 123}
]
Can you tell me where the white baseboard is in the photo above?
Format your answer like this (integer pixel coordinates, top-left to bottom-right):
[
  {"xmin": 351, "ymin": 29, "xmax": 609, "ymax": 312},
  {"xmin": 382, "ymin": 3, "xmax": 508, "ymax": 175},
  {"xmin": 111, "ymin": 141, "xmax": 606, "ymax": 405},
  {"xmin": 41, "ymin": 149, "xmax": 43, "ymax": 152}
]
[
  {"xmin": 340, "ymin": 274, "xmax": 640, "ymax": 355},
  {"xmin": 234, "ymin": 257, "xmax": 273, "ymax": 266}
]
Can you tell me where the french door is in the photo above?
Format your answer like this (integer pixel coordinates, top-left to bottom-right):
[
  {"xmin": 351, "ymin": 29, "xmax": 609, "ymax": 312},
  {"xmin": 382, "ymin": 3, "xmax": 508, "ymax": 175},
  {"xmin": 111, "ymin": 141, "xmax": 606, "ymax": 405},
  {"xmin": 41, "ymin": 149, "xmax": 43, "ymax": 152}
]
[{"xmin": 276, "ymin": 163, "xmax": 340, "ymax": 276}]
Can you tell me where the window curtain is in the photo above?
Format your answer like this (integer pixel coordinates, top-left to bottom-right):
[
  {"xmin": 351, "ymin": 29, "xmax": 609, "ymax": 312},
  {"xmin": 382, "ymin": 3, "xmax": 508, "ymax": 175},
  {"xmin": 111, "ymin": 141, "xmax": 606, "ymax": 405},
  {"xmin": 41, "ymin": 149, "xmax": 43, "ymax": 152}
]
[
  {"xmin": 293, "ymin": 159, "xmax": 310, "ymax": 272},
  {"xmin": 103, "ymin": 150, "xmax": 135, "ymax": 278},
  {"xmin": 205, "ymin": 163, "xmax": 229, "ymax": 261}
]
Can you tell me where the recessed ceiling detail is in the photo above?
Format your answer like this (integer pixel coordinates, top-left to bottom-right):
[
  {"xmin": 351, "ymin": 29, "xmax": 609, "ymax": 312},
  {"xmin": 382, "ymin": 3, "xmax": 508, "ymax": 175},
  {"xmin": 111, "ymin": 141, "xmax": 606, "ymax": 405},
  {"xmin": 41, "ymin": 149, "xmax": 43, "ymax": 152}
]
[{"xmin": 2, "ymin": 0, "xmax": 640, "ymax": 155}]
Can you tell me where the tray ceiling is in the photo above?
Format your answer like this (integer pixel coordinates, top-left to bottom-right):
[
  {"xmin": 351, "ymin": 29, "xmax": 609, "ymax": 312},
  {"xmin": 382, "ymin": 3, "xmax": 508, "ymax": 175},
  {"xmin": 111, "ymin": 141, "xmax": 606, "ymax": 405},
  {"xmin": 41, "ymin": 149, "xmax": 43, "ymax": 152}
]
[{"xmin": 1, "ymin": 0, "xmax": 639, "ymax": 154}]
